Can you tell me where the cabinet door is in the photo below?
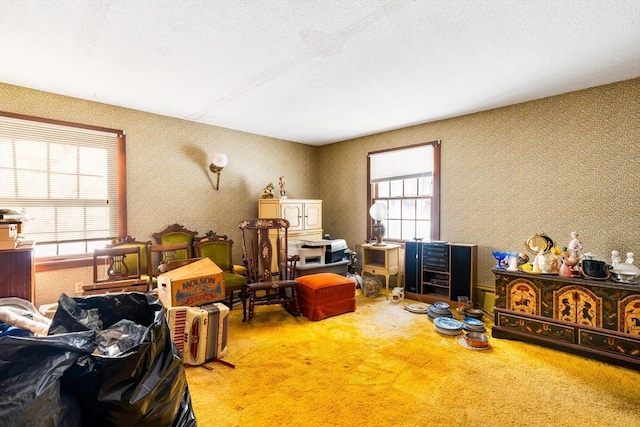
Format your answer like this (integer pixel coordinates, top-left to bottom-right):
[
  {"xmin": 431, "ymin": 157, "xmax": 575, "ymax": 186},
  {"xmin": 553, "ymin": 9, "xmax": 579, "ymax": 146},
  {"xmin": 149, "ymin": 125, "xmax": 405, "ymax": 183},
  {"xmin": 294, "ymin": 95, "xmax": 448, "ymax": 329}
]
[
  {"xmin": 304, "ymin": 202, "xmax": 322, "ymax": 231},
  {"xmin": 258, "ymin": 200, "xmax": 279, "ymax": 218},
  {"xmin": 404, "ymin": 241, "xmax": 421, "ymax": 293},
  {"xmin": 281, "ymin": 203, "xmax": 304, "ymax": 231},
  {"xmin": 449, "ymin": 244, "xmax": 477, "ymax": 301}
]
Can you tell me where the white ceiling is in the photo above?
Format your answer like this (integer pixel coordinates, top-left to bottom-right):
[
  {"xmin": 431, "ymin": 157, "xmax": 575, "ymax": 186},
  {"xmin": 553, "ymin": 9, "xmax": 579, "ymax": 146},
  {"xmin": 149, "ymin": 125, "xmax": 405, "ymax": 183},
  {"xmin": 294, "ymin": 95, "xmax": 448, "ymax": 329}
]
[{"xmin": 1, "ymin": 1, "xmax": 639, "ymax": 146}]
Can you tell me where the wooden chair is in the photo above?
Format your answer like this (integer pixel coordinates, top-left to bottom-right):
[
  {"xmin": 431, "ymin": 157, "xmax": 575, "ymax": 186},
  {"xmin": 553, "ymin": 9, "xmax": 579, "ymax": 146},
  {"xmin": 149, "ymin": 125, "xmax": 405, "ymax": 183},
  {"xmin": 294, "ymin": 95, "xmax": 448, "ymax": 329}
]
[
  {"xmin": 147, "ymin": 242, "xmax": 191, "ymax": 289},
  {"xmin": 109, "ymin": 236, "xmax": 152, "ymax": 288},
  {"xmin": 82, "ymin": 246, "xmax": 148, "ymax": 295},
  {"xmin": 194, "ymin": 231, "xmax": 247, "ymax": 310},
  {"xmin": 152, "ymin": 223, "xmax": 198, "ymax": 259},
  {"xmin": 238, "ymin": 218, "xmax": 300, "ymax": 321}
]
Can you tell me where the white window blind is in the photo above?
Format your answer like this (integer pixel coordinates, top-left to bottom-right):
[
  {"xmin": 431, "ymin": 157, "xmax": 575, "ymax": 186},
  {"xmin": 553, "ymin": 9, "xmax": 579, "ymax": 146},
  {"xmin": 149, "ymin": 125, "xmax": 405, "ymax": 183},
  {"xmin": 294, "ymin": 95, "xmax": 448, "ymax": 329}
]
[
  {"xmin": 0, "ymin": 114, "xmax": 120, "ymax": 244},
  {"xmin": 369, "ymin": 145, "xmax": 433, "ymax": 183}
]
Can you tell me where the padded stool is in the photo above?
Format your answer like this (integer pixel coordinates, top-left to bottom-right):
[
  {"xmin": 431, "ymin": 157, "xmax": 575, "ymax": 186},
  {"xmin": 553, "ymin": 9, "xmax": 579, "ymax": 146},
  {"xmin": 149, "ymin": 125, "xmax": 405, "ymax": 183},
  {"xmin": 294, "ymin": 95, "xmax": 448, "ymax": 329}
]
[{"xmin": 293, "ymin": 273, "xmax": 356, "ymax": 321}]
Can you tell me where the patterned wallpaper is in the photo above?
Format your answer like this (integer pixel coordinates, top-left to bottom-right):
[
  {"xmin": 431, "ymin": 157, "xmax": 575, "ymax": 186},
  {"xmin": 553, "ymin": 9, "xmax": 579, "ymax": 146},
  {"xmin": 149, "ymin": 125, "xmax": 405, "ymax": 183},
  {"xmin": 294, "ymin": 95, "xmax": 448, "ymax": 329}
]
[
  {"xmin": 318, "ymin": 78, "xmax": 640, "ymax": 293},
  {"xmin": 1, "ymin": 78, "xmax": 639, "ymax": 306},
  {"xmin": 0, "ymin": 83, "xmax": 320, "ymax": 305}
]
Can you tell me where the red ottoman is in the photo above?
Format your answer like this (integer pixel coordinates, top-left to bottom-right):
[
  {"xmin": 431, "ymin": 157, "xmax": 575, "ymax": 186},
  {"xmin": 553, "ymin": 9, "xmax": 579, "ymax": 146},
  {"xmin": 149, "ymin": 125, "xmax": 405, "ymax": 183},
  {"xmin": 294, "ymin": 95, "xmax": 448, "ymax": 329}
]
[{"xmin": 294, "ymin": 273, "xmax": 356, "ymax": 321}]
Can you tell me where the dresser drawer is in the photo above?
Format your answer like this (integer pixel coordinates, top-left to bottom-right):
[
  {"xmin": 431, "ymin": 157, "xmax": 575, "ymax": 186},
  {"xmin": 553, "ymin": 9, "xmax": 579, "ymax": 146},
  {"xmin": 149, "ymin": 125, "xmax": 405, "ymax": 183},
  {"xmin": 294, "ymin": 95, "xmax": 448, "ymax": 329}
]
[
  {"xmin": 495, "ymin": 308, "xmax": 575, "ymax": 344},
  {"xmin": 578, "ymin": 329, "xmax": 640, "ymax": 361}
]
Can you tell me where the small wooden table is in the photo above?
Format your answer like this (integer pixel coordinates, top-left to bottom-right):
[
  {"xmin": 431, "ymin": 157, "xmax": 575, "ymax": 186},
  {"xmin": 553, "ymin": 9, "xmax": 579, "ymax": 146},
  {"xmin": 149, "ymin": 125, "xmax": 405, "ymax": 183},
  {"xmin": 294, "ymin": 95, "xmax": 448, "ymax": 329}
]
[{"xmin": 361, "ymin": 243, "xmax": 400, "ymax": 299}]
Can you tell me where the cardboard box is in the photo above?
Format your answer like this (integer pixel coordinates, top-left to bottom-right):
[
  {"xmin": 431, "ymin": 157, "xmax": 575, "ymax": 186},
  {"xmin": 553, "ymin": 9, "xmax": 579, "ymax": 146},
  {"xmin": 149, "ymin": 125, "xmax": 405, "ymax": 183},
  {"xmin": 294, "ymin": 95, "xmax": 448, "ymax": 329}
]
[
  {"xmin": 0, "ymin": 224, "xmax": 17, "ymax": 239},
  {"xmin": 0, "ymin": 236, "xmax": 16, "ymax": 250},
  {"xmin": 157, "ymin": 257, "xmax": 225, "ymax": 308}
]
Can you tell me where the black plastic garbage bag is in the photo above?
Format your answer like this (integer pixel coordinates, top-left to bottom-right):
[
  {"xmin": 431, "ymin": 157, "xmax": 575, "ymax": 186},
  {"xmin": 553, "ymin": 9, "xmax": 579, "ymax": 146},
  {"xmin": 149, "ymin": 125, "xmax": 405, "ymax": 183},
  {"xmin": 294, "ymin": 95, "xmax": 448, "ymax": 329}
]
[
  {"xmin": 0, "ymin": 330, "xmax": 95, "ymax": 427},
  {"xmin": 50, "ymin": 292, "xmax": 196, "ymax": 427}
]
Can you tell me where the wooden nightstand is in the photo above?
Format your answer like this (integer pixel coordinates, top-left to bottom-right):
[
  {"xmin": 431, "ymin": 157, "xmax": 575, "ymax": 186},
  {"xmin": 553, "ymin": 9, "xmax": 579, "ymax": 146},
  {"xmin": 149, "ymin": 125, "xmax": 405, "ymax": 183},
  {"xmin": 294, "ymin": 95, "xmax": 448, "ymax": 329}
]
[{"xmin": 361, "ymin": 243, "xmax": 400, "ymax": 299}]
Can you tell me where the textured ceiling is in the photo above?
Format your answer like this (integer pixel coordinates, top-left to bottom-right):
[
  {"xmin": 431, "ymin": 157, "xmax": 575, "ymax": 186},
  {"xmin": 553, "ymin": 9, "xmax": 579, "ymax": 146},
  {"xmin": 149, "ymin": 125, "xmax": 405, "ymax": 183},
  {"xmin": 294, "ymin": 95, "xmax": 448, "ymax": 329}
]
[{"xmin": 1, "ymin": 0, "xmax": 639, "ymax": 145}]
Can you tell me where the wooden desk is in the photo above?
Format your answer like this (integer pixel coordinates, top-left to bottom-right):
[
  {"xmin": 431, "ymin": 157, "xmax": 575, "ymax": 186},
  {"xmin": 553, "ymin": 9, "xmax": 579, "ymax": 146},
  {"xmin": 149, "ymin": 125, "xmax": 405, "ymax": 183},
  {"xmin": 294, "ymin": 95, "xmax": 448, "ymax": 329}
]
[{"xmin": 361, "ymin": 243, "xmax": 400, "ymax": 299}]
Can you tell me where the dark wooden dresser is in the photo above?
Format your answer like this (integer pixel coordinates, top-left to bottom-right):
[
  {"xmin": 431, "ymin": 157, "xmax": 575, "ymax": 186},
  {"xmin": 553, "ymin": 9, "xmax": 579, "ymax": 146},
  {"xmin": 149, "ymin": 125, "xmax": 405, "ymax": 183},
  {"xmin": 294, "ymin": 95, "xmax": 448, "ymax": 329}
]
[
  {"xmin": 0, "ymin": 242, "xmax": 36, "ymax": 302},
  {"xmin": 492, "ymin": 269, "xmax": 640, "ymax": 370}
]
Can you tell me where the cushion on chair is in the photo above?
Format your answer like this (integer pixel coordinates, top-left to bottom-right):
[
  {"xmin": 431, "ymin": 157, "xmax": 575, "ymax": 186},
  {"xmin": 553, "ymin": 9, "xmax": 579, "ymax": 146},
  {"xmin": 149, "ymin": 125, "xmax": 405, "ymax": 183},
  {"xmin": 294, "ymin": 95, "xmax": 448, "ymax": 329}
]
[
  {"xmin": 223, "ymin": 272, "xmax": 247, "ymax": 291},
  {"xmin": 294, "ymin": 273, "xmax": 356, "ymax": 321},
  {"xmin": 158, "ymin": 234, "xmax": 191, "ymax": 259}
]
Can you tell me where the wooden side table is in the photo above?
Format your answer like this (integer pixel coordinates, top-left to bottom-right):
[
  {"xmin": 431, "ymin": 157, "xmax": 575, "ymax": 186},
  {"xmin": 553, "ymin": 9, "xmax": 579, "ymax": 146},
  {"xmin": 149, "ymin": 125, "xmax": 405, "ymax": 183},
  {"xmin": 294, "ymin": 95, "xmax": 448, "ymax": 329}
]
[{"xmin": 361, "ymin": 243, "xmax": 400, "ymax": 299}]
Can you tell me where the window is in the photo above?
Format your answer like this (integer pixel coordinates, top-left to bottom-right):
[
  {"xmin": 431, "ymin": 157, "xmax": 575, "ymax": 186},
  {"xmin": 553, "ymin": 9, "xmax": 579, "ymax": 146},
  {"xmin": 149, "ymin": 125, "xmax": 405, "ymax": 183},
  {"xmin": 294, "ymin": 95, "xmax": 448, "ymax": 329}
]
[
  {"xmin": 0, "ymin": 112, "xmax": 126, "ymax": 269},
  {"xmin": 367, "ymin": 141, "xmax": 440, "ymax": 242}
]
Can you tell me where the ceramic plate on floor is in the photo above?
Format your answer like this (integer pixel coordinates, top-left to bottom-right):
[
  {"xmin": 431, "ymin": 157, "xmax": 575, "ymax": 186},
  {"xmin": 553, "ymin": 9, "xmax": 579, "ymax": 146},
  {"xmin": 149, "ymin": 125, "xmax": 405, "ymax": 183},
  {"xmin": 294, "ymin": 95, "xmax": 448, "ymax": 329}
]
[
  {"xmin": 435, "ymin": 325, "xmax": 462, "ymax": 336},
  {"xmin": 462, "ymin": 317, "xmax": 485, "ymax": 327},
  {"xmin": 432, "ymin": 301, "xmax": 450, "ymax": 311},
  {"xmin": 434, "ymin": 317, "xmax": 462, "ymax": 330},
  {"xmin": 404, "ymin": 303, "xmax": 429, "ymax": 314},
  {"xmin": 428, "ymin": 306, "xmax": 452, "ymax": 316},
  {"xmin": 456, "ymin": 335, "xmax": 491, "ymax": 350}
]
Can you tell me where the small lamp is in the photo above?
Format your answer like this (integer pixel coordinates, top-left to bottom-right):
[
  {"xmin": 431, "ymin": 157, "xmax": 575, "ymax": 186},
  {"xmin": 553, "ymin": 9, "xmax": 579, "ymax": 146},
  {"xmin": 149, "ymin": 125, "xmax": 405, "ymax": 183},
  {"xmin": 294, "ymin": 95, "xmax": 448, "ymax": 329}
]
[
  {"xmin": 209, "ymin": 152, "xmax": 228, "ymax": 191},
  {"xmin": 369, "ymin": 202, "xmax": 388, "ymax": 245}
]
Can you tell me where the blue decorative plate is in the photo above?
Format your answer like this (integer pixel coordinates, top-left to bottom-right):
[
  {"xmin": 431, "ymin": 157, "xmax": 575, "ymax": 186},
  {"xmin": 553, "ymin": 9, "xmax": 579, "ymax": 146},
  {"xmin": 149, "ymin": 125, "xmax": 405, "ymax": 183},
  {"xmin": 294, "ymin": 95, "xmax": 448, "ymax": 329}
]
[
  {"xmin": 433, "ymin": 317, "xmax": 462, "ymax": 330},
  {"xmin": 432, "ymin": 301, "xmax": 450, "ymax": 311},
  {"xmin": 462, "ymin": 317, "xmax": 484, "ymax": 327}
]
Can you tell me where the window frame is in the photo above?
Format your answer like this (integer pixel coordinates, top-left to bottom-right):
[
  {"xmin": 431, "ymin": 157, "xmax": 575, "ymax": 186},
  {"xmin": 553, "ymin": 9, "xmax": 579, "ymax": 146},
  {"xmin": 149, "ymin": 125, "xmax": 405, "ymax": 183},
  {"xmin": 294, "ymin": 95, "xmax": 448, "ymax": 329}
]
[
  {"xmin": 0, "ymin": 112, "xmax": 127, "ymax": 272},
  {"xmin": 367, "ymin": 141, "xmax": 440, "ymax": 243}
]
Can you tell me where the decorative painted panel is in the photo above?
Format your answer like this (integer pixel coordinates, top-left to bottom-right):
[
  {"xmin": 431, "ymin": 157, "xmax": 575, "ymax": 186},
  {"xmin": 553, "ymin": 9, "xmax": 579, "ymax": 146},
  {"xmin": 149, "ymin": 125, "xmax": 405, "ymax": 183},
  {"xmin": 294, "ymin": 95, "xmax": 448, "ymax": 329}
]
[
  {"xmin": 619, "ymin": 295, "xmax": 640, "ymax": 336},
  {"xmin": 506, "ymin": 279, "xmax": 539, "ymax": 316},
  {"xmin": 554, "ymin": 285, "xmax": 602, "ymax": 328}
]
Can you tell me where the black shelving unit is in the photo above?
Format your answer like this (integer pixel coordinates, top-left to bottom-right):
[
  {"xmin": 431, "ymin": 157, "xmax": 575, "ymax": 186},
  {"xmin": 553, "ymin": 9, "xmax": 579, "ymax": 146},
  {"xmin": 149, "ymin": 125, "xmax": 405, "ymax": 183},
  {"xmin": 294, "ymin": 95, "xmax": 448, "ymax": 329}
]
[{"xmin": 405, "ymin": 241, "xmax": 477, "ymax": 302}]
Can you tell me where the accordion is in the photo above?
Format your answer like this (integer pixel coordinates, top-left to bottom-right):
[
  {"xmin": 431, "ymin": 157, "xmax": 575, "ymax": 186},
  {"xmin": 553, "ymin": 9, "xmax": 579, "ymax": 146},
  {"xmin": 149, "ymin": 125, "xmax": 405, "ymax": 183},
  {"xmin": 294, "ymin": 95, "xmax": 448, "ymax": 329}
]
[{"xmin": 167, "ymin": 302, "xmax": 229, "ymax": 365}]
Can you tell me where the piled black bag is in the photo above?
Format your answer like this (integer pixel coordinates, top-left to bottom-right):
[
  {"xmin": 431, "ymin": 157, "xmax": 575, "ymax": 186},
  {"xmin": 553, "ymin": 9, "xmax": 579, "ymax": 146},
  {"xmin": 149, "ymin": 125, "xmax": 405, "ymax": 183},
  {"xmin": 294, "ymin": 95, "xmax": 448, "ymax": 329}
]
[
  {"xmin": 0, "ymin": 292, "xmax": 197, "ymax": 427},
  {"xmin": 0, "ymin": 330, "xmax": 94, "ymax": 426}
]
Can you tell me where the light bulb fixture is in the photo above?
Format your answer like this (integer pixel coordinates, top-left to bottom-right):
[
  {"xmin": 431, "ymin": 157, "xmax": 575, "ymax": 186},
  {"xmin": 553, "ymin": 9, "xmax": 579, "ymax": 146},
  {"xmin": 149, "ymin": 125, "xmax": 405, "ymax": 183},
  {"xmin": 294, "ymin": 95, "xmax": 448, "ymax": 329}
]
[
  {"xmin": 369, "ymin": 202, "xmax": 388, "ymax": 245},
  {"xmin": 209, "ymin": 152, "xmax": 228, "ymax": 191}
]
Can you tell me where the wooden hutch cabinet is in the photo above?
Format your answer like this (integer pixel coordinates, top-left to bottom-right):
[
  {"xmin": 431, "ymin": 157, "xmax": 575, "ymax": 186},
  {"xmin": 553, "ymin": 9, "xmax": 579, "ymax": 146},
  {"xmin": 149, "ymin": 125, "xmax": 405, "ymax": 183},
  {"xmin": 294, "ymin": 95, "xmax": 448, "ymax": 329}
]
[
  {"xmin": 0, "ymin": 242, "xmax": 36, "ymax": 302},
  {"xmin": 258, "ymin": 199, "xmax": 323, "ymax": 240},
  {"xmin": 493, "ymin": 269, "xmax": 640, "ymax": 369}
]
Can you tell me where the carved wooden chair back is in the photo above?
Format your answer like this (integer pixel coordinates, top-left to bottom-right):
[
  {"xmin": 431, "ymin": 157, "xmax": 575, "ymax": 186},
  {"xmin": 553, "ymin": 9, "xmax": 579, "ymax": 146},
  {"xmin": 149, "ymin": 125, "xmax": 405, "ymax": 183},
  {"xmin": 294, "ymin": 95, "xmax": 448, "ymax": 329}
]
[
  {"xmin": 93, "ymin": 246, "xmax": 143, "ymax": 283},
  {"xmin": 193, "ymin": 231, "xmax": 235, "ymax": 272},
  {"xmin": 238, "ymin": 218, "xmax": 300, "ymax": 321},
  {"xmin": 239, "ymin": 218, "xmax": 299, "ymax": 283},
  {"xmin": 152, "ymin": 223, "xmax": 198, "ymax": 259},
  {"xmin": 82, "ymin": 246, "xmax": 149, "ymax": 295},
  {"xmin": 109, "ymin": 236, "xmax": 151, "ymax": 282},
  {"xmin": 147, "ymin": 242, "xmax": 191, "ymax": 282}
]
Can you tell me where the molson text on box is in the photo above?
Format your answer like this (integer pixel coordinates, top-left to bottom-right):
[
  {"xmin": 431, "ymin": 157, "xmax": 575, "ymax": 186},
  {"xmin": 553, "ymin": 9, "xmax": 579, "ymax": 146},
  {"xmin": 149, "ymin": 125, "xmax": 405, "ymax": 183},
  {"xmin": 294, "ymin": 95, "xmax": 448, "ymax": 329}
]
[{"xmin": 157, "ymin": 257, "xmax": 226, "ymax": 308}]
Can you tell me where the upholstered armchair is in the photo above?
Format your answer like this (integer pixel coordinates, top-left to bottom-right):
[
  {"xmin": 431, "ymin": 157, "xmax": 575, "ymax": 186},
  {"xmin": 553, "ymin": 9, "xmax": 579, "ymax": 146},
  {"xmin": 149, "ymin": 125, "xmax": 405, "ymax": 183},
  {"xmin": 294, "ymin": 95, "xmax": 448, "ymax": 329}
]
[
  {"xmin": 152, "ymin": 223, "xmax": 198, "ymax": 259},
  {"xmin": 193, "ymin": 231, "xmax": 247, "ymax": 310}
]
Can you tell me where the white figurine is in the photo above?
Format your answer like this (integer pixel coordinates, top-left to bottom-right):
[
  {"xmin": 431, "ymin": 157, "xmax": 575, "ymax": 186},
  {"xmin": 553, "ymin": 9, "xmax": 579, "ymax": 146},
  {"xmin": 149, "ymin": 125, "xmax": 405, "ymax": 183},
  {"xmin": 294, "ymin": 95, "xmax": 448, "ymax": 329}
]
[
  {"xmin": 611, "ymin": 250, "xmax": 622, "ymax": 267},
  {"xmin": 568, "ymin": 231, "xmax": 583, "ymax": 258},
  {"xmin": 626, "ymin": 252, "xmax": 635, "ymax": 265},
  {"xmin": 278, "ymin": 176, "xmax": 287, "ymax": 198}
]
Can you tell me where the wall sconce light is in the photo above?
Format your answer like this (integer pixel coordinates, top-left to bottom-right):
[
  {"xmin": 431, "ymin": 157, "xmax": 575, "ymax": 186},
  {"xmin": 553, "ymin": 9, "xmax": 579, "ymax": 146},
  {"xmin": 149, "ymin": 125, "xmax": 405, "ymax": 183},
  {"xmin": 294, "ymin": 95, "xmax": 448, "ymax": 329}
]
[
  {"xmin": 369, "ymin": 201, "xmax": 388, "ymax": 245},
  {"xmin": 209, "ymin": 152, "xmax": 228, "ymax": 191}
]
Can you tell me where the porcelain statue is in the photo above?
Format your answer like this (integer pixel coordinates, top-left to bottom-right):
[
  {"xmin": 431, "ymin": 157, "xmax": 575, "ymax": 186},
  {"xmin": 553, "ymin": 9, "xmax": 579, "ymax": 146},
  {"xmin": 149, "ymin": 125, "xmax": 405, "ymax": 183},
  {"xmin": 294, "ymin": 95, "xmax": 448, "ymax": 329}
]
[{"xmin": 568, "ymin": 231, "xmax": 583, "ymax": 259}]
